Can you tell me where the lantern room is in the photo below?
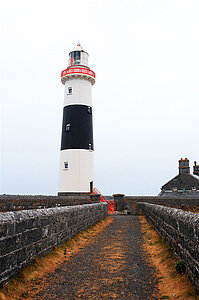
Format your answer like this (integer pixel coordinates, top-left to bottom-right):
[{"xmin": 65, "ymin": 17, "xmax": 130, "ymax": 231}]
[{"xmin": 68, "ymin": 43, "xmax": 89, "ymax": 67}]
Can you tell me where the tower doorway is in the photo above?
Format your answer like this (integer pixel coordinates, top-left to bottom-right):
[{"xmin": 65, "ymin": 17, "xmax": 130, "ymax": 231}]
[{"xmin": 90, "ymin": 181, "xmax": 93, "ymax": 193}]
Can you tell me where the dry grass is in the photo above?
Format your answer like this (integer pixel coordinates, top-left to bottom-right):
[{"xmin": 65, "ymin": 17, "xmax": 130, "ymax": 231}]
[
  {"xmin": 140, "ymin": 216, "xmax": 199, "ymax": 300},
  {"xmin": 0, "ymin": 216, "xmax": 113, "ymax": 300}
]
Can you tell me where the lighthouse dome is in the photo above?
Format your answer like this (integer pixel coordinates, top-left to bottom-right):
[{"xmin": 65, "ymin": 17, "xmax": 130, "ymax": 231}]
[{"xmin": 68, "ymin": 43, "xmax": 89, "ymax": 67}]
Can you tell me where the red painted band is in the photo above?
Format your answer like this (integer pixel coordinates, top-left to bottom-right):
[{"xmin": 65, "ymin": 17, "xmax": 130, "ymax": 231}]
[{"xmin": 61, "ymin": 67, "xmax": 95, "ymax": 79}]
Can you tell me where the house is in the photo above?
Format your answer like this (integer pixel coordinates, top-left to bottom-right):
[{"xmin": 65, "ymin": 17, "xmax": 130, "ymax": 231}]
[{"xmin": 159, "ymin": 158, "xmax": 199, "ymax": 198}]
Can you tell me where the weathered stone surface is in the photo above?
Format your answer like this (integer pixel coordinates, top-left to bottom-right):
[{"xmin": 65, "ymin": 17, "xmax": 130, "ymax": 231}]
[
  {"xmin": 113, "ymin": 194, "xmax": 125, "ymax": 211},
  {"xmin": 0, "ymin": 195, "xmax": 92, "ymax": 212},
  {"xmin": 0, "ymin": 203, "xmax": 108, "ymax": 286},
  {"xmin": 122, "ymin": 196, "xmax": 199, "ymax": 215},
  {"xmin": 138, "ymin": 202, "xmax": 199, "ymax": 294}
]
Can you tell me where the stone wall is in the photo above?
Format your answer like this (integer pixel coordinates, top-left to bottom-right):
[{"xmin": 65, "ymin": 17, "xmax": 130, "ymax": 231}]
[
  {"xmin": 138, "ymin": 202, "xmax": 199, "ymax": 293},
  {"xmin": 113, "ymin": 195, "xmax": 199, "ymax": 215},
  {"xmin": 3, "ymin": 194, "xmax": 199, "ymax": 214},
  {"xmin": 0, "ymin": 203, "xmax": 108, "ymax": 286},
  {"xmin": 0, "ymin": 195, "xmax": 92, "ymax": 212}
]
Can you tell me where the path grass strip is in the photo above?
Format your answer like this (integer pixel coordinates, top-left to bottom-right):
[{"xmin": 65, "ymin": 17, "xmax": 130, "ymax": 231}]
[
  {"xmin": 0, "ymin": 216, "xmax": 113, "ymax": 300},
  {"xmin": 140, "ymin": 216, "xmax": 198, "ymax": 300}
]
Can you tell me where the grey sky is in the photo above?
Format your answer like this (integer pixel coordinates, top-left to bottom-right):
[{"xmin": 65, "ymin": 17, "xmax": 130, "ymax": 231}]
[{"xmin": 1, "ymin": 0, "xmax": 199, "ymax": 196}]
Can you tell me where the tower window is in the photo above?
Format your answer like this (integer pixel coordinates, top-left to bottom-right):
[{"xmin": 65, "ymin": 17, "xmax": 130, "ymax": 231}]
[
  {"xmin": 66, "ymin": 124, "xmax": 71, "ymax": 132},
  {"xmin": 64, "ymin": 161, "xmax": 68, "ymax": 169},
  {"xmin": 67, "ymin": 87, "xmax": 72, "ymax": 94},
  {"xmin": 88, "ymin": 106, "xmax": 92, "ymax": 114}
]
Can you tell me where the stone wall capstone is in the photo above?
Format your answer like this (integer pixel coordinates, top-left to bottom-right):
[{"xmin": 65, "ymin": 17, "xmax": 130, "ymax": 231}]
[
  {"xmin": 0, "ymin": 203, "xmax": 108, "ymax": 286},
  {"xmin": 138, "ymin": 202, "xmax": 199, "ymax": 293}
]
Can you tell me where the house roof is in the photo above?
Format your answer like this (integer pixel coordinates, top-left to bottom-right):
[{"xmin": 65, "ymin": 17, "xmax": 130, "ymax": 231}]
[{"xmin": 161, "ymin": 173, "xmax": 199, "ymax": 191}]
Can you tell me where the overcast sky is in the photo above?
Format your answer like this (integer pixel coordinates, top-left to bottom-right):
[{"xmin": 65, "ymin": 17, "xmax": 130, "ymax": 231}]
[{"xmin": 1, "ymin": 0, "xmax": 199, "ymax": 196}]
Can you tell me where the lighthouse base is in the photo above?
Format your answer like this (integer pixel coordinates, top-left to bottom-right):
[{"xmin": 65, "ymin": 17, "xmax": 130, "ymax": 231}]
[{"xmin": 58, "ymin": 149, "xmax": 94, "ymax": 194}]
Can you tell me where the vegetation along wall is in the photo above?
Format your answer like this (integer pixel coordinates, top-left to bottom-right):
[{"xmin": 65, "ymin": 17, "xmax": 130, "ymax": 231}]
[
  {"xmin": 0, "ymin": 203, "xmax": 108, "ymax": 286},
  {"xmin": 138, "ymin": 202, "xmax": 199, "ymax": 293}
]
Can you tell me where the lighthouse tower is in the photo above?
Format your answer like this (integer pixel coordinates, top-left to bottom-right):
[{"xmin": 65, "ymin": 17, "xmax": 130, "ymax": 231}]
[{"xmin": 58, "ymin": 43, "xmax": 96, "ymax": 195}]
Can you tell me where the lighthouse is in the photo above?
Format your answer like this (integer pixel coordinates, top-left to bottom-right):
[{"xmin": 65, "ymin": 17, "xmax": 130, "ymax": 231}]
[{"xmin": 58, "ymin": 43, "xmax": 96, "ymax": 195}]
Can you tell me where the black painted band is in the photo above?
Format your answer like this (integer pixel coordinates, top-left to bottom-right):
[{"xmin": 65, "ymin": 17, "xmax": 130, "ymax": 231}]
[{"xmin": 61, "ymin": 105, "xmax": 94, "ymax": 150}]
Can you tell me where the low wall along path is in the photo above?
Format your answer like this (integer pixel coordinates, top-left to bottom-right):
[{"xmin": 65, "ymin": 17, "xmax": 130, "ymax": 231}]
[
  {"xmin": 138, "ymin": 202, "xmax": 199, "ymax": 293},
  {"xmin": 0, "ymin": 203, "xmax": 108, "ymax": 286}
]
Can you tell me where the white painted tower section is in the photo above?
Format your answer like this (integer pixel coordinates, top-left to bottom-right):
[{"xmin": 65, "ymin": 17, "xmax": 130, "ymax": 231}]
[
  {"xmin": 59, "ymin": 150, "xmax": 94, "ymax": 193},
  {"xmin": 64, "ymin": 79, "xmax": 92, "ymax": 107},
  {"xmin": 58, "ymin": 43, "xmax": 96, "ymax": 194}
]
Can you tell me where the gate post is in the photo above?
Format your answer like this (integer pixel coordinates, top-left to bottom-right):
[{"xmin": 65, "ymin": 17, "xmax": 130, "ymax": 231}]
[{"xmin": 113, "ymin": 194, "xmax": 125, "ymax": 212}]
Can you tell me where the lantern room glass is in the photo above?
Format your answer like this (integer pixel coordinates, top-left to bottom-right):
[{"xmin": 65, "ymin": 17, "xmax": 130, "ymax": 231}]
[
  {"xmin": 69, "ymin": 51, "xmax": 80, "ymax": 65},
  {"xmin": 68, "ymin": 51, "xmax": 89, "ymax": 67}
]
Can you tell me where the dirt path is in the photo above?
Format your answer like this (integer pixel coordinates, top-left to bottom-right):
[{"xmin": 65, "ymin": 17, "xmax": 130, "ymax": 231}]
[{"xmin": 25, "ymin": 216, "xmax": 159, "ymax": 299}]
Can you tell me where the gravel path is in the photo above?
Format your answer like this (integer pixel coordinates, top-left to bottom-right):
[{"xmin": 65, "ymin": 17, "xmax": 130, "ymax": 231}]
[{"xmin": 26, "ymin": 216, "xmax": 159, "ymax": 299}]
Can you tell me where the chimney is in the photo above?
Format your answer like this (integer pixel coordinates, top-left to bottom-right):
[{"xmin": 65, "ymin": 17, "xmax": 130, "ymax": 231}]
[
  {"xmin": 179, "ymin": 158, "xmax": 190, "ymax": 175},
  {"xmin": 193, "ymin": 161, "xmax": 199, "ymax": 176}
]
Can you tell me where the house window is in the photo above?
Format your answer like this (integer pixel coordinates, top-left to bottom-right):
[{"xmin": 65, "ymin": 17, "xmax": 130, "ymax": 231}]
[
  {"xmin": 64, "ymin": 162, "xmax": 68, "ymax": 169},
  {"xmin": 66, "ymin": 124, "xmax": 71, "ymax": 132},
  {"xmin": 88, "ymin": 106, "xmax": 92, "ymax": 114},
  {"xmin": 67, "ymin": 87, "xmax": 72, "ymax": 94},
  {"xmin": 192, "ymin": 187, "xmax": 196, "ymax": 191},
  {"xmin": 173, "ymin": 187, "xmax": 178, "ymax": 192}
]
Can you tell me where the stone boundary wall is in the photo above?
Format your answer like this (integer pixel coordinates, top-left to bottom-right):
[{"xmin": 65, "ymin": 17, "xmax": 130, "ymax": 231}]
[
  {"xmin": 137, "ymin": 202, "xmax": 199, "ymax": 293},
  {"xmin": 113, "ymin": 195, "xmax": 199, "ymax": 215},
  {"xmin": 0, "ymin": 203, "xmax": 108, "ymax": 286},
  {"xmin": 0, "ymin": 195, "xmax": 92, "ymax": 212},
  {"xmin": 3, "ymin": 194, "xmax": 199, "ymax": 214}
]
